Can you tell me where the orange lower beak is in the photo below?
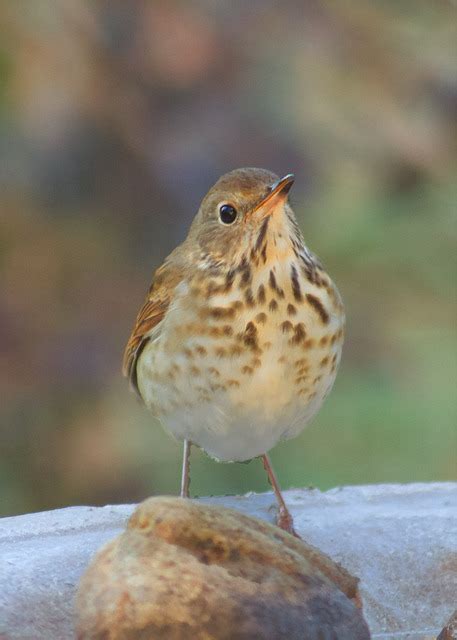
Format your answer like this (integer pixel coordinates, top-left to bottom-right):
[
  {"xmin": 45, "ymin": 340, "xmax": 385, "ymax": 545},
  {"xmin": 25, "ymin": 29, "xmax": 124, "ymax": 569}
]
[{"xmin": 251, "ymin": 174, "xmax": 295, "ymax": 219}]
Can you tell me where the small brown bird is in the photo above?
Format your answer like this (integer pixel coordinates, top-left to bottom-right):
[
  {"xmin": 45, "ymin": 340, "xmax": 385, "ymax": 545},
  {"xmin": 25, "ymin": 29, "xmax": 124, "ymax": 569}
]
[{"xmin": 123, "ymin": 168, "xmax": 344, "ymax": 536}]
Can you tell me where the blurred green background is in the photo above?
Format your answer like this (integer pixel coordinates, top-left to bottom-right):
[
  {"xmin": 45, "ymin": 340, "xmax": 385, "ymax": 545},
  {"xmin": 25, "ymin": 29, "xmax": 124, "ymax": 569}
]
[{"xmin": 1, "ymin": 1, "xmax": 456, "ymax": 517}]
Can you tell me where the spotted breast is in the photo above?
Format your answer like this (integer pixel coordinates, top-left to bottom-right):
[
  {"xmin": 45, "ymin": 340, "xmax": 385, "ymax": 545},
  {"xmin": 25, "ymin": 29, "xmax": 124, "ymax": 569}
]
[{"xmin": 136, "ymin": 215, "xmax": 344, "ymax": 462}]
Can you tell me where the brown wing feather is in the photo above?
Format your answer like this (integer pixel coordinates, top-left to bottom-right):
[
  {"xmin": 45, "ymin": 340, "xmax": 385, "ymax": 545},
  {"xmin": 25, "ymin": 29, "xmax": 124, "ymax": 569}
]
[{"xmin": 123, "ymin": 251, "xmax": 186, "ymax": 397}]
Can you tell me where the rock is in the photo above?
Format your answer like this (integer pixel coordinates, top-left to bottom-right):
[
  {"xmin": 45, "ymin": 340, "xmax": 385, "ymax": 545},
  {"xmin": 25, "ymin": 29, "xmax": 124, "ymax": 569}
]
[
  {"xmin": 1, "ymin": 483, "xmax": 456, "ymax": 638},
  {"xmin": 75, "ymin": 496, "xmax": 370, "ymax": 640},
  {"xmin": 438, "ymin": 609, "xmax": 457, "ymax": 640}
]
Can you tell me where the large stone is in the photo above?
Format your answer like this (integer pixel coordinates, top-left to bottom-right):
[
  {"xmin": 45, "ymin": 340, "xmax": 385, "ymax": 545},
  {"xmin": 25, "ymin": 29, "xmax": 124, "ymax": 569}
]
[
  {"xmin": 439, "ymin": 610, "xmax": 457, "ymax": 640},
  {"xmin": 76, "ymin": 497, "xmax": 369, "ymax": 639},
  {"xmin": 0, "ymin": 483, "xmax": 456, "ymax": 638}
]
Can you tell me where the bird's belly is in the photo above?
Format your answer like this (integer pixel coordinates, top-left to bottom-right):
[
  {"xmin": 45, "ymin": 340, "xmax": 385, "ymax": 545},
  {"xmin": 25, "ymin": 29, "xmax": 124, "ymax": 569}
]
[
  {"xmin": 155, "ymin": 365, "xmax": 335, "ymax": 462},
  {"xmin": 137, "ymin": 289, "xmax": 344, "ymax": 462}
]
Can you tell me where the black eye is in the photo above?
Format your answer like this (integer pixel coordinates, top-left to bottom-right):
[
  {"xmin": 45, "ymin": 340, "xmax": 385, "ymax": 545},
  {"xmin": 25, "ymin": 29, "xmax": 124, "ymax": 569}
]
[{"xmin": 219, "ymin": 204, "xmax": 238, "ymax": 225}]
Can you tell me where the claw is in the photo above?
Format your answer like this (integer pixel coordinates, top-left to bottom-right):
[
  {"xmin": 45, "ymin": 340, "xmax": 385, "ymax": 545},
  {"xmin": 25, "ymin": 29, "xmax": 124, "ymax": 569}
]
[{"xmin": 277, "ymin": 507, "xmax": 301, "ymax": 538}]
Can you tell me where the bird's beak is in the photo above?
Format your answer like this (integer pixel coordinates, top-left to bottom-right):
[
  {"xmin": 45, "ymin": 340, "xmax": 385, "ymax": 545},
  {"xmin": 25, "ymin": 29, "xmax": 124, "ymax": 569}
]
[{"xmin": 251, "ymin": 174, "xmax": 295, "ymax": 219}]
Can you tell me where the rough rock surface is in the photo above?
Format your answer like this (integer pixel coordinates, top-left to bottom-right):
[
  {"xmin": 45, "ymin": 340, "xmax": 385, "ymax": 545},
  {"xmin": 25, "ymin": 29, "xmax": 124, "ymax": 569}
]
[
  {"xmin": 76, "ymin": 497, "xmax": 369, "ymax": 639},
  {"xmin": 438, "ymin": 610, "xmax": 457, "ymax": 640},
  {"xmin": 0, "ymin": 483, "xmax": 456, "ymax": 639}
]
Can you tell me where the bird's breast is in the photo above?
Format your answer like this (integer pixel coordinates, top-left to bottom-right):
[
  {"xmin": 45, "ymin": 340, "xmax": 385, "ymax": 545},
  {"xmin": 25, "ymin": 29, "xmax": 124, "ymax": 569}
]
[{"xmin": 137, "ymin": 254, "xmax": 344, "ymax": 461}]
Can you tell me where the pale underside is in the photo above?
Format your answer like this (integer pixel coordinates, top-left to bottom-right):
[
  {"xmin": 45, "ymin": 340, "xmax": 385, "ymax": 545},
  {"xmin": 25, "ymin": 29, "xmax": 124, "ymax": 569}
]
[{"xmin": 137, "ymin": 239, "xmax": 344, "ymax": 463}]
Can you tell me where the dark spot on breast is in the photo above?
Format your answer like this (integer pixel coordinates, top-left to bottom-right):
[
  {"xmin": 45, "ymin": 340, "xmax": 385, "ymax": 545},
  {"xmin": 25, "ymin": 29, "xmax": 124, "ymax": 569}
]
[
  {"xmin": 281, "ymin": 321, "xmax": 293, "ymax": 333},
  {"xmin": 300, "ymin": 259, "xmax": 322, "ymax": 286},
  {"xmin": 269, "ymin": 270, "xmax": 277, "ymax": 292},
  {"xmin": 255, "ymin": 312, "xmax": 267, "ymax": 324},
  {"xmin": 209, "ymin": 306, "xmax": 236, "ymax": 320},
  {"xmin": 269, "ymin": 299, "xmax": 278, "ymax": 312},
  {"xmin": 206, "ymin": 280, "xmax": 219, "ymax": 296},
  {"xmin": 230, "ymin": 344, "xmax": 243, "ymax": 357},
  {"xmin": 305, "ymin": 294, "xmax": 330, "ymax": 324},
  {"xmin": 255, "ymin": 217, "xmax": 269, "ymax": 252},
  {"xmin": 290, "ymin": 322, "xmax": 306, "ymax": 345},
  {"xmin": 261, "ymin": 243, "xmax": 267, "ymax": 264},
  {"xmin": 245, "ymin": 321, "xmax": 257, "ymax": 334},
  {"xmin": 291, "ymin": 264, "xmax": 303, "ymax": 302},
  {"xmin": 243, "ymin": 336, "xmax": 258, "ymax": 350},
  {"xmin": 242, "ymin": 321, "xmax": 259, "ymax": 350},
  {"xmin": 240, "ymin": 265, "xmax": 252, "ymax": 288},
  {"xmin": 225, "ymin": 270, "xmax": 235, "ymax": 292},
  {"xmin": 287, "ymin": 303, "xmax": 297, "ymax": 316},
  {"xmin": 244, "ymin": 288, "xmax": 255, "ymax": 308},
  {"xmin": 236, "ymin": 256, "xmax": 252, "ymax": 289},
  {"xmin": 257, "ymin": 284, "xmax": 266, "ymax": 304},
  {"xmin": 269, "ymin": 271, "xmax": 285, "ymax": 298},
  {"xmin": 195, "ymin": 345, "xmax": 207, "ymax": 357}
]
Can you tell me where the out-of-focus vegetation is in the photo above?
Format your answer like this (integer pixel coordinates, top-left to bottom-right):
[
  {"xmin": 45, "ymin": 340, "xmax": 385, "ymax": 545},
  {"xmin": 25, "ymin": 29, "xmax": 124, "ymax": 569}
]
[{"xmin": 0, "ymin": 1, "xmax": 456, "ymax": 517}]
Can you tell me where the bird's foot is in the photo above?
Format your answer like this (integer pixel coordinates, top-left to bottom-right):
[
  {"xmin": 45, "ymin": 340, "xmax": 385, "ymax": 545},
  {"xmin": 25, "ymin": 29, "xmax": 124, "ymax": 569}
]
[{"xmin": 277, "ymin": 507, "xmax": 301, "ymax": 539}]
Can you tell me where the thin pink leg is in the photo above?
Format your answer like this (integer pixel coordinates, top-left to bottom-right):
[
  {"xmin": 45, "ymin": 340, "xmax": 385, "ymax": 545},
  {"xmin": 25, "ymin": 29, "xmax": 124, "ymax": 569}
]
[
  {"xmin": 180, "ymin": 440, "xmax": 192, "ymax": 498},
  {"xmin": 261, "ymin": 454, "xmax": 300, "ymax": 538}
]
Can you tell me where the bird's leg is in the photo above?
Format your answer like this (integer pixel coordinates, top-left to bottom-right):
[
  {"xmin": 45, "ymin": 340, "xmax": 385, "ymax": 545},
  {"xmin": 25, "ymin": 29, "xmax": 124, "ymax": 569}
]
[
  {"xmin": 261, "ymin": 454, "xmax": 300, "ymax": 538},
  {"xmin": 180, "ymin": 439, "xmax": 192, "ymax": 498}
]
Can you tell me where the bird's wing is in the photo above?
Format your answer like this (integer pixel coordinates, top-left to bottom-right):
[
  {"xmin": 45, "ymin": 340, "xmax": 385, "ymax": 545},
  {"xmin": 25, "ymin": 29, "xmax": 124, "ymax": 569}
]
[{"xmin": 123, "ymin": 252, "xmax": 186, "ymax": 397}]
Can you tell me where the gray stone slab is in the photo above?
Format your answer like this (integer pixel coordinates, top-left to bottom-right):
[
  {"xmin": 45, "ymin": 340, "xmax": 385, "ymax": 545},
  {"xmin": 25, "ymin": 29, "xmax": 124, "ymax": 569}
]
[{"xmin": 0, "ymin": 483, "xmax": 456, "ymax": 639}]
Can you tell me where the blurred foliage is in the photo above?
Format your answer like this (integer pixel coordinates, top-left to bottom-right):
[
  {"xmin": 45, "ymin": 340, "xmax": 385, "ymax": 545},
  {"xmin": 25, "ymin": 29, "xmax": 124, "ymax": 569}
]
[{"xmin": 0, "ymin": 0, "xmax": 456, "ymax": 516}]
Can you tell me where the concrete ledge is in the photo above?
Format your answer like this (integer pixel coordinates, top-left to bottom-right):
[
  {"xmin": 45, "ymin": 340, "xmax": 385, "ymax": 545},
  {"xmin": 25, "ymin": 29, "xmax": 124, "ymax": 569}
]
[{"xmin": 0, "ymin": 483, "xmax": 456, "ymax": 639}]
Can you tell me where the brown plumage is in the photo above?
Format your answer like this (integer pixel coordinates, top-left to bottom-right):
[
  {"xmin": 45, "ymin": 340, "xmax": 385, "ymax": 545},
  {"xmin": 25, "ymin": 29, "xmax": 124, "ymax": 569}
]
[{"xmin": 123, "ymin": 250, "xmax": 186, "ymax": 394}]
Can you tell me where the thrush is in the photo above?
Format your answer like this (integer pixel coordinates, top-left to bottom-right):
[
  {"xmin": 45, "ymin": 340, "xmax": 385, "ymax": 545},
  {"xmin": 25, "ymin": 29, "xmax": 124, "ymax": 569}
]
[{"xmin": 123, "ymin": 168, "xmax": 345, "ymax": 536}]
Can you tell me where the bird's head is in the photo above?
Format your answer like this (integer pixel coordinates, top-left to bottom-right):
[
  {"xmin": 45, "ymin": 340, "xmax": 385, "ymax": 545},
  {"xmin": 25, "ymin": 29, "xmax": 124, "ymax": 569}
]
[{"xmin": 188, "ymin": 168, "xmax": 296, "ymax": 269}]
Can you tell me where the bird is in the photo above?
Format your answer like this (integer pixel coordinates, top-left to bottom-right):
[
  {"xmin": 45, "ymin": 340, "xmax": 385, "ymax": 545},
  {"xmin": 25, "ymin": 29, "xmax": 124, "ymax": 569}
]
[{"xmin": 123, "ymin": 168, "xmax": 345, "ymax": 536}]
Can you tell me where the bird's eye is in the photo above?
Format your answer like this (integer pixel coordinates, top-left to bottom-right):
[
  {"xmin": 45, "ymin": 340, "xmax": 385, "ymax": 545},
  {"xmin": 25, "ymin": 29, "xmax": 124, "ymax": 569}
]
[{"xmin": 219, "ymin": 204, "xmax": 238, "ymax": 225}]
